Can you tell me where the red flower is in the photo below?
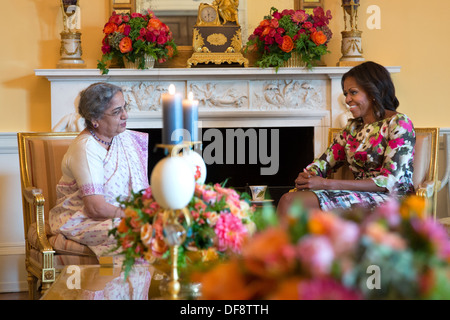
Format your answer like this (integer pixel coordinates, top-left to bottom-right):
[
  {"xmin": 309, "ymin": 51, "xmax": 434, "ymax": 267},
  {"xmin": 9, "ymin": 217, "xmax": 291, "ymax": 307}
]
[
  {"xmin": 103, "ymin": 22, "xmax": 117, "ymax": 35},
  {"xmin": 331, "ymin": 144, "xmax": 345, "ymax": 161}
]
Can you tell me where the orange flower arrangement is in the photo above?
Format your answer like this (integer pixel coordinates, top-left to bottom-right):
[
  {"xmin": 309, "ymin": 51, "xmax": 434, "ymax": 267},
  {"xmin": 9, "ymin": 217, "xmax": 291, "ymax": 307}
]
[
  {"xmin": 97, "ymin": 10, "xmax": 178, "ymax": 74},
  {"xmin": 191, "ymin": 195, "xmax": 450, "ymax": 300},
  {"xmin": 246, "ymin": 7, "xmax": 333, "ymax": 70}
]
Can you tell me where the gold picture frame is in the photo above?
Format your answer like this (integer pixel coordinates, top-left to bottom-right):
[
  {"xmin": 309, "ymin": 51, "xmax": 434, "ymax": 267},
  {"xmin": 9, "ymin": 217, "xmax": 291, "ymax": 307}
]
[
  {"xmin": 110, "ymin": 0, "xmax": 135, "ymax": 14},
  {"xmin": 294, "ymin": 0, "xmax": 324, "ymax": 15}
]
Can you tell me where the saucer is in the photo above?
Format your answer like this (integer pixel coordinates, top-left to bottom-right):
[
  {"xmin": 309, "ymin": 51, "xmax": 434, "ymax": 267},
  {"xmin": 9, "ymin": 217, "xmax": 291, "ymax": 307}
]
[{"xmin": 250, "ymin": 199, "xmax": 274, "ymax": 205}]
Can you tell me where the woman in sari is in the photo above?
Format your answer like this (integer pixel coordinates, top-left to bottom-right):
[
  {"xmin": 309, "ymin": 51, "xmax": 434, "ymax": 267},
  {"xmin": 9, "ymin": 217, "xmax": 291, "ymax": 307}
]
[{"xmin": 49, "ymin": 82, "xmax": 149, "ymax": 257}]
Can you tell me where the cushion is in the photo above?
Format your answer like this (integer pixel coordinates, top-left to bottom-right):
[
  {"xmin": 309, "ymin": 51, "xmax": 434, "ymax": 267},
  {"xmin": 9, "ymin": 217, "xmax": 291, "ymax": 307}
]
[
  {"xmin": 412, "ymin": 134, "xmax": 431, "ymax": 190},
  {"xmin": 27, "ymin": 222, "xmax": 96, "ymax": 257}
]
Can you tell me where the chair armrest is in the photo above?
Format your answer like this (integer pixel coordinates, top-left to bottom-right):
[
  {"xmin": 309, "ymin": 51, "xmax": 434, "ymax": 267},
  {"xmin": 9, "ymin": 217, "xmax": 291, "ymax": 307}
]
[
  {"xmin": 416, "ymin": 180, "xmax": 437, "ymax": 198},
  {"xmin": 23, "ymin": 187, "xmax": 54, "ymax": 252}
]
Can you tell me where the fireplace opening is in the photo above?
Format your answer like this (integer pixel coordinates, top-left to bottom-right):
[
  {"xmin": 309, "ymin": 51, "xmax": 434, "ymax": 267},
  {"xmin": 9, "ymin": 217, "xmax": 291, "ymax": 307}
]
[{"xmin": 135, "ymin": 126, "xmax": 315, "ymax": 206}]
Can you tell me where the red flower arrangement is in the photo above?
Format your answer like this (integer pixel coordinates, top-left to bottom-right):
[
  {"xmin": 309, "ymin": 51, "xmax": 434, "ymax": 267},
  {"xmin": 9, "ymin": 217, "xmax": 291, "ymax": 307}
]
[
  {"xmin": 97, "ymin": 10, "xmax": 178, "ymax": 74},
  {"xmin": 246, "ymin": 7, "xmax": 333, "ymax": 70}
]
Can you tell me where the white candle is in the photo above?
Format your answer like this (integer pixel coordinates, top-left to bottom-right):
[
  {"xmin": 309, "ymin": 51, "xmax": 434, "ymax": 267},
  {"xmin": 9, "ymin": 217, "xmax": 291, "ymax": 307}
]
[
  {"xmin": 161, "ymin": 84, "xmax": 183, "ymax": 144},
  {"xmin": 182, "ymin": 92, "xmax": 199, "ymax": 142}
]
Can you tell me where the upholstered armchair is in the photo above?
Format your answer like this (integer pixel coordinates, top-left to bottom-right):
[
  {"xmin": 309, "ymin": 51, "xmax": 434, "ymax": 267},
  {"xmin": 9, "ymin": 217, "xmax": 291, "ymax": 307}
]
[
  {"xmin": 328, "ymin": 127, "xmax": 440, "ymax": 219},
  {"xmin": 17, "ymin": 132, "xmax": 99, "ymax": 299}
]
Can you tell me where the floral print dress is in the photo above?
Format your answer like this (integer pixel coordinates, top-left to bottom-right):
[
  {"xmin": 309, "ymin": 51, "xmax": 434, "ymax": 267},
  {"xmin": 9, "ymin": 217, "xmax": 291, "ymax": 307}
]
[{"xmin": 305, "ymin": 113, "xmax": 415, "ymax": 211}]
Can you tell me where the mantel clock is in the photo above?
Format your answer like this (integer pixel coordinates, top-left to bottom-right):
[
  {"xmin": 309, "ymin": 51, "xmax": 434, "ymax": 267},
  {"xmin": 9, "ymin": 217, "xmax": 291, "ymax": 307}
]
[{"xmin": 187, "ymin": 1, "xmax": 248, "ymax": 67}]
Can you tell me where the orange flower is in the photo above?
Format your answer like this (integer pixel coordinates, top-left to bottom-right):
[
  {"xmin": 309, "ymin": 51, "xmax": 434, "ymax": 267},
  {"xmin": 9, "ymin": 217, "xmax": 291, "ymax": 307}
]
[
  {"xmin": 119, "ymin": 37, "xmax": 133, "ymax": 53},
  {"xmin": 400, "ymin": 195, "xmax": 426, "ymax": 219},
  {"xmin": 117, "ymin": 219, "xmax": 128, "ymax": 233},
  {"xmin": 140, "ymin": 223, "xmax": 153, "ymax": 247},
  {"xmin": 267, "ymin": 277, "xmax": 303, "ymax": 300},
  {"xmin": 166, "ymin": 45, "xmax": 174, "ymax": 58},
  {"xmin": 279, "ymin": 35, "xmax": 294, "ymax": 53},
  {"xmin": 103, "ymin": 22, "xmax": 117, "ymax": 35},
  {"xmin": 308, "ymin": 210, "xmax": 337, "ymax": 235},
  {"xmin": 193, "ymin": 260, "xmax": 254, "ymax": 300},
  {"xmin": 311, "ymin": 31, "xmax": 327, "ymax": 45},
  {"xmin": 147, "ymin": 18, "xmax": 162, "ymax": 30},
  {"xmin": 241, "ymin": 227, "xmax": 296, "ymax": 278}
]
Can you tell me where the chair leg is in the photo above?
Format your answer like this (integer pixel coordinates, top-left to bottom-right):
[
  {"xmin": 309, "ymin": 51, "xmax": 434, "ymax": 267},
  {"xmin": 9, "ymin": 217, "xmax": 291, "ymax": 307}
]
[
  {"xmin": 27, "ymin": 272, "xmax": 38, "ymax": 300},
  {"xmin": 40, "ymin": 281, "xmax": 53, "ymax": 297}
]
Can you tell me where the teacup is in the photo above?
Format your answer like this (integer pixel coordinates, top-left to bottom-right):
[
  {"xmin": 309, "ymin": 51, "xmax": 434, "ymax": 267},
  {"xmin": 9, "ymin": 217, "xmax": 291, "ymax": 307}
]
[{"xmin": 249, "ymin": 185, "xmax": 267, "ymax": 201}]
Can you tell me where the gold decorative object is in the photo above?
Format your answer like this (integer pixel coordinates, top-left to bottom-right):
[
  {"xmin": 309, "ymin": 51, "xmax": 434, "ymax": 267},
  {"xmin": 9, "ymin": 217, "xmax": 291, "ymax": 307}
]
[
  {"xmin": 187, "ymin": 0, "xmax": 248, "ymax": 67},
  {"xmin": 151, "ymin": 143, "xmax": 194, "ymax": 300},
  {"xmin": 338, "ymin": 0, "xmax": 365, "ymax": 67},
  {"xmin": 282, "ymin": 52, "xmax": 306, "ymax": 68},
  {"xmin": 57, "ymin": 0, "xmax": 85, "ymax": 68}
]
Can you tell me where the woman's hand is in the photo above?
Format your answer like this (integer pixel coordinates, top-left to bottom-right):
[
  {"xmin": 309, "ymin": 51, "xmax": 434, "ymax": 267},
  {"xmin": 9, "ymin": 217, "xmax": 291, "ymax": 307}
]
[{"xmin": 295, "ymin": 169, "xmax": 326, "ymax": 190}]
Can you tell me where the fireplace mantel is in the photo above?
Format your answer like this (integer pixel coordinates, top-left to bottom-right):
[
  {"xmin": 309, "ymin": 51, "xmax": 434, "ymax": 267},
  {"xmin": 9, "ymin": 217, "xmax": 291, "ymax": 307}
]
[{"xmin": 35, "ymin": 66, "xmax": 400, "ymax": 157}]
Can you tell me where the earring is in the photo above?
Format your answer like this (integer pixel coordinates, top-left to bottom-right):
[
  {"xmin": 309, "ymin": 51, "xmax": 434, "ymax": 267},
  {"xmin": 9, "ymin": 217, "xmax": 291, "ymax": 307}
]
[{"xmin": 93, "ymin": 123, "xmax": 98, "ymax": 128}]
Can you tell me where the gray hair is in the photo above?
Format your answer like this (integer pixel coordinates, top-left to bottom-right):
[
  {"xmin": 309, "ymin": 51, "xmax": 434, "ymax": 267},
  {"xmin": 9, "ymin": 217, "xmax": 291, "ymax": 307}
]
[{"xmin": 78, "ymin": 82, "xmax": 123, "ymax": 130}]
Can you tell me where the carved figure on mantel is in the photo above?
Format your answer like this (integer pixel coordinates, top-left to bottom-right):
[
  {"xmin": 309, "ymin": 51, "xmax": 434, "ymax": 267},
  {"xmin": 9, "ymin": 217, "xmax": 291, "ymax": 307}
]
[
  {"xmin": 190, "ymin": 83, "xmax": 247, "ymax": 108},
  {"xmin": 212, "ymin": 0, "xmax": 240, "ymax": 25},
  {"xmin": 53, "ymin": 112, "xmax": 85, "ymax": 132},
  {"xmin": 255, "ymin": 80, "xmax": 324, "ymax": 110},
  {"xmin": 121, "ymin": 83, "xmax": 164, "ymax": 111}
]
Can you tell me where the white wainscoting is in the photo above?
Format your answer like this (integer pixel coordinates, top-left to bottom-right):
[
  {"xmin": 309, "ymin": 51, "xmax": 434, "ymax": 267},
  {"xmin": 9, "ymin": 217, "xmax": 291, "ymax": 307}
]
[{"xmin": 0, "ymin": 133, "xmax": 27, "ymax": 293}]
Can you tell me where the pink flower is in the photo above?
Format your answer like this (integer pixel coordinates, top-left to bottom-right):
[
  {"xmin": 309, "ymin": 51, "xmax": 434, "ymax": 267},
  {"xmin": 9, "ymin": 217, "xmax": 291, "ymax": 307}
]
[
  {"xmin": 369, "ymin": 134, "xmax": 383, "ymax": 146},
  {"xmin": 399, "ymin": 119, "xmax": 413, "ymax": 132},
  {"xmin": 215, "ymin": 213, "xmax": 248, "ymax": 252},
  {"xmin": 411, "ymin": 218, "xmax": 450, "ymax": 261},
  {"xmin": 298, "ymin": 278, "xmax": 362, "ymax": 300},
  {"xmin": 297, "ymin": 235, "xmax": 334, "ymax": 277},
  {"xmin": 292, "ymin": 10, "xmax": 308, "ymax": 24},
  {"xmin": 388, "ymin": 138, "xmax": 404, "ymax": 149},
  {"xmin": 347, "ymin": 136, "xmax": 359, "ymax": 152}
]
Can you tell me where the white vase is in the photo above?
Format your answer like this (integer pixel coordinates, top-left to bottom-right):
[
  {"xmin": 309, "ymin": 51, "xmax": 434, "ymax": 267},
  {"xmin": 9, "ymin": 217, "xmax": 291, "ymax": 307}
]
[
  {"xmin": 123, "ymin": 54, "xmax": 155, "ymax": 69},
  {"xmin": 180, "ymin": 149, "xmax": 207, "ymax": 185},
  {"xmin": 150, "ymin": 156, "xmax": 195, "ymax": 210}
]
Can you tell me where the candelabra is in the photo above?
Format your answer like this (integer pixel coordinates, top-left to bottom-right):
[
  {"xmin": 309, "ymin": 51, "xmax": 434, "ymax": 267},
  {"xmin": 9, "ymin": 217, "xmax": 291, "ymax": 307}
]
[
  {"xmin": 337, "ymin": 0, "xmax": 365, "ymax": 67},
  {"xmin": 150, "ymin": 143, "xmax": 195, "ymax": 299}
]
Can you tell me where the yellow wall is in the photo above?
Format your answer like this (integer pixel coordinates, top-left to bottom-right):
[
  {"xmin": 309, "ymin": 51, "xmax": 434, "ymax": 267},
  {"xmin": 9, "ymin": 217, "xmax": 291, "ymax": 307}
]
[{"xmin": 1, "ymin": 0, "xmax": 450, "ymax": 132}]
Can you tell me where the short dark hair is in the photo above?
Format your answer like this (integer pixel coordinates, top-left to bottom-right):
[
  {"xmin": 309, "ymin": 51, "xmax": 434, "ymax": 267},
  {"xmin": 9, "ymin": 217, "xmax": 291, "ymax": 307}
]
[
  {"xmin": 78, "ymin": 82, "xmax": 123, "ymax": 130},
  {"xmin": 341, "ymin": 61, "xmax": 399, "ymax": 120}
]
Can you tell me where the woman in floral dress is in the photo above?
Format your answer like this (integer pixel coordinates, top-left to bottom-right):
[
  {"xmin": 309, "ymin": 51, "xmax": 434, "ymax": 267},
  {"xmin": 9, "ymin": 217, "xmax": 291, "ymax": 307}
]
[{"xmin": 277, "ymin": 61, "xmax": 416, "ymax": 214}]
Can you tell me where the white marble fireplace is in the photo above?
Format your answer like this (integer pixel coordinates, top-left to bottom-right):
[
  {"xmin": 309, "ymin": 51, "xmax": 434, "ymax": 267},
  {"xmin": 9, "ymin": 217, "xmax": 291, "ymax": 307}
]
[{"xmin": 35, "ymin": 66, "xmax": 400, "ymax": 158}]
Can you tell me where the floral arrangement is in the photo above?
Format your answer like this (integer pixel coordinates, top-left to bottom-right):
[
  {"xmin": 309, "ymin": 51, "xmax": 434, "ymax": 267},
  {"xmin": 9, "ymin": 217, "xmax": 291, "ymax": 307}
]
[
  {"xmin": 109, "ymin": 182, "xmax": 255, "ymax": 277},
  {"xmin": 97, "ymin": 10, "xmax": 178, "ymax": 74},
  {"xmin": 246, "ymin": 7, "xmax": 333, "ymax": 70},
  {"xmin": 191, "ymin": 196, "xmax": 450, "ymax": 300}
]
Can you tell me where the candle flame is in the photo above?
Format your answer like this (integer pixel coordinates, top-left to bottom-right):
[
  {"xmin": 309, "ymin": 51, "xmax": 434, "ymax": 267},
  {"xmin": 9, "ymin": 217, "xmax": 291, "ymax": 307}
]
[
  {"xmin": 168, "ymin": 84, "xmax": 176, "ymax": 95},
  {"xmin": 188, "ymin": 92, "xmax": 194, "ymax": 101}
]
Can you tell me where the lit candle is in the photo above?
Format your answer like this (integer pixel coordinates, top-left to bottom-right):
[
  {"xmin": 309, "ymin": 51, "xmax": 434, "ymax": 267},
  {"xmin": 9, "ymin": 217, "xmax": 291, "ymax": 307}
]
[
  {"xmin": 161, "ymin": 84, "xmax": 183, "ymax": 145},
  {"xmin": 182, "ymin": 92, "xmax": 199, "ymax": 142}
]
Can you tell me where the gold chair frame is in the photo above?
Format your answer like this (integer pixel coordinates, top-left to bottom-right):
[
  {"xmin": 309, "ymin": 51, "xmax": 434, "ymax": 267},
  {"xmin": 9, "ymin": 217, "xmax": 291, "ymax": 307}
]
[
  {"xmin": 17, "ymin": 132, "xmax": 80, "ymax": 299},
  {"xmin": 328, "ymin": 127, "xmax": 440, "ymax": 219}
]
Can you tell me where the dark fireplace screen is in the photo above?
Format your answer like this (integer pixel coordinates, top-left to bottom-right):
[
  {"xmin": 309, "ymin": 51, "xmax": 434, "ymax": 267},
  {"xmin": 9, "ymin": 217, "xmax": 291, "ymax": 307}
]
[{"xmin": 135, "ymin": 127, "xmax": 314, "ymax": 205}]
